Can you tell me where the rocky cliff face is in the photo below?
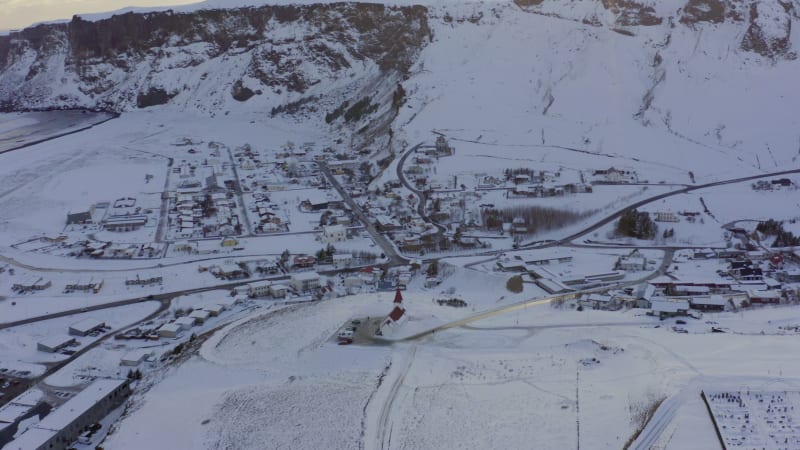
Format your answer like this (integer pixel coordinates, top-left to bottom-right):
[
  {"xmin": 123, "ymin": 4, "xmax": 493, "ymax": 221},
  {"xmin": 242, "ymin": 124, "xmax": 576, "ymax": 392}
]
[
  {"xmin": 0, "ymin": 3, "xmax": 430, "ymax": 116},
  {"xmin": 514, "ymin": 0, "xmax": 795, "ymax": 58}
]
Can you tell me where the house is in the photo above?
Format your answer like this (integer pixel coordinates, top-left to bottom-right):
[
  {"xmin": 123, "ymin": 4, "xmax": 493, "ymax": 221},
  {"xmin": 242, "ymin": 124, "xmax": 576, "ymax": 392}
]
[
  {"xmin": 205, "ymin": 304, "xmax": 225, "ymax": 317},
  {"xmin": 735, "ymin": 267, "xmax": 763, "ymax": 281},
  {"xmin": 173, "ymin": 316, "xmax": 196, "ymax": 330},
  {"xmin": 333, "ymin": 253, "xmax": 353, "ymax": 269},
  {"xmin": 344, "ymin": 276, "xmax": 363, "ymax": 293},
  {"xmin": 512, "ymin": 217, "xmax": 527, "ymax": 235},
  {"xmin": 68, "ymin": 319, "xmax": 106, "ymax": 337},
  {"xmin": 654, "ymin": 212, "xmax": 679, "ymax": 223},
  {"xmin": 617, "ymin": 249, "xmax": 648, "ymax": 271},
  {"xmin": 291, "ymin": 272, "xmax": 321, "ymax": 292},
  {"xmin": 579, "ymin": 294, "xmax": 617, "ymax": 310},
  {"xmin": 120, "ymin": 349, "xmax": 152, "ymax": 366},
  {"xmin": 269, "ymin": 284, "xmax": 288, "ymax": 298},
  {"xmin": 248, "ymin": 282, "xmax": 272, "ymax": 298},
  {"xmin": 158, "ymin": 323, "xmax": 182, "ymax": 338},
  {"xmin": 689, "ymin": 296, "xmax": 727, "ymax": 312},
  {"xmin": 650, "ymin": 299, "xmax": 690, "ymax": 319},
  {"xmin": 424, "ymin": 276, "xmax": 441, "ymax": 288},
  {"xmin": 66, "ymin": 208, "xmax": 94, "ymax": 225},
  {"xmin": 323, "ymin": 224, "xmax": 347, "ymax": 243},
  {"xmin": 37, "ymin": 336, "xmax": 76, "ymax": 353},
  {"xmin": 211, "ymin": 263, "xmax": 248, "ymax": 279},
  {"xmin": 293, "ymin": 255, "xmax": 316, "ymax": 269},
  {"xmin": 673, "ymin": 285, "xmax": 711, "ymax": 296},
  {"xmin": 189, "ymin": 309, "xmax": 211, "ymax": 324},
  {"xmin": 748, "ymin": 290, "xmax": 781, "ymax": 304}
]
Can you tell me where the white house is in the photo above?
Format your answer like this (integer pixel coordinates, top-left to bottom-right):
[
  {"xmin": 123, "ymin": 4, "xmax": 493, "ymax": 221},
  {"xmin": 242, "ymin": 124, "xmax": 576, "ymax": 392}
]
[
  {"xmin": 269, "ymin": 284, "xmax": 289, "ymax": 298},
  {"xmin": 248, "ymin": 282, "xmax": 272, "ymax": 298},
  {"xmin": 291, "ymin": 272, "xmax": 321, "ymax": 292},
  {"xmin": 618, "ymin": 250, "xmax": 648, "ymax": 271},
  {"xmin": 189, "ymin": 309, "xmax": 211, "ymax": 324},
  {"xmin": 333, "ymin": 253, "xmax": 353, "ymax": 269},
  {"xmin": 120, "ymin": 349, "xmax": 152, "ymax": 366},
  {"xmin": 322, "ymin": 224, "xmax": 347, "ymax": 244},
  {"xmin": 173, "ymin": 316, "xmax": 196, "ymax": 330},
  {"xmin": 205, "ymin": 304, "xmax": 225, "ymax": 316},
  {"xmin": 158, "ymin": 323, "xmax": 181, "ymax": 338}
]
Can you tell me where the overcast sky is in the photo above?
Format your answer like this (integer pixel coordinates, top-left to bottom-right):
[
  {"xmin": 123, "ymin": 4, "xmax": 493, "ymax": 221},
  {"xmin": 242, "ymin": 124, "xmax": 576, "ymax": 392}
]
[{"xmin": 0, "ymin": 0, "xmax": 199, "ymax": 30}]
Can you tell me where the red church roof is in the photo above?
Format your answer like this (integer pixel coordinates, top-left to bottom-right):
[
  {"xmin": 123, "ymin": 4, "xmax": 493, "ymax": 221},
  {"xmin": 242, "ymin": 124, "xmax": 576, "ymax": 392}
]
[
  {"xmin": 393, "ymin": 286, "xmax": 403, "ymax": 304},
  {"xmin": 388, "ymin": 306, "xmax": 405, "ymax": 322}
]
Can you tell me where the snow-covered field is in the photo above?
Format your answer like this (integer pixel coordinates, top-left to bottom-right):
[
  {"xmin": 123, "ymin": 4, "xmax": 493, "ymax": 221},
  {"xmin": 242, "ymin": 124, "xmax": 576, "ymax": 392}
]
[{"xmin": 102, "ymin": 286, "xmax": 800, "ymax": 450}]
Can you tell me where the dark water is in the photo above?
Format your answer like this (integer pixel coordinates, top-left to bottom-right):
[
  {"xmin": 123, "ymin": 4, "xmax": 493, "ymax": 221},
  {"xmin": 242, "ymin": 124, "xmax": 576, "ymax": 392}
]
[{"xmin": 0, "ymin": 110, "xmax": 114, "ymax": 154}]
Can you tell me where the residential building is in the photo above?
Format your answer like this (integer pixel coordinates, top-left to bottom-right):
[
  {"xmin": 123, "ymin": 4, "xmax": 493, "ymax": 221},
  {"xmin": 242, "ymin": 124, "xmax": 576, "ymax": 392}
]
[
  {"xmin": 332, "ymin": 253, "xmax": 353, "ymax": 269},
  {"xmin": 323, "ymin": 224, "xmax": 347, "ymax": 243},
  {"xmin": 291, "ymin": 272, "xmax": 321, "ymax": 292}
]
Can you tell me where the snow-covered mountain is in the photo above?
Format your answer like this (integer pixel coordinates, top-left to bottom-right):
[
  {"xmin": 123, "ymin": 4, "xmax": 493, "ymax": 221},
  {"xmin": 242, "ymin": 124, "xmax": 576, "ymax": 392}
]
[{"xmin": 1, "ymin": 0, "xmax": 799, "ymax": 166}]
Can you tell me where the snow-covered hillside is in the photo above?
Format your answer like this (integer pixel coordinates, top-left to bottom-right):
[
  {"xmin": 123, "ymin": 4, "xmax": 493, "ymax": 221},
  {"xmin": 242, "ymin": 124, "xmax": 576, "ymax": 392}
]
[
  {"xmin": 2, "ymin": 0, "xmax": 797, "ymax": 175},
  {"xmin": 0, "ymin": 3, "xmax": 430, "ymax": 154}
]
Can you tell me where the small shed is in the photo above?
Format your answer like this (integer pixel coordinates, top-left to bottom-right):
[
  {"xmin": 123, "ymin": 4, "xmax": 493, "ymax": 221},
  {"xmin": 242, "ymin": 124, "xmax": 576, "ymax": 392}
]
[
  {"xmin": 205, "ymin": 304, "xmax": 225, "ymax": 316},
  {"xmin": 188, "ymin": 309, "xmax": 211, "ymax": 324},
  {"xmin": 158, "ymin": 323, "xmax": 181, "ymax": 338},
  {"xmin": 120, "ymin": 349, "xmax": 152, "ymax": 366},
  {"xmin": 173, "ymin": 316, "xmax": 196, "ymax": 330}
]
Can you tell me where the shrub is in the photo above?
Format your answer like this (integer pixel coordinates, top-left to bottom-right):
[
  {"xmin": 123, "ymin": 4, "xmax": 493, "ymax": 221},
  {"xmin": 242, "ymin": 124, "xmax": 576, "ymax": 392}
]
[{"xmin": 506, "ymin": 275, "xmax": 524, "ymax": 293}]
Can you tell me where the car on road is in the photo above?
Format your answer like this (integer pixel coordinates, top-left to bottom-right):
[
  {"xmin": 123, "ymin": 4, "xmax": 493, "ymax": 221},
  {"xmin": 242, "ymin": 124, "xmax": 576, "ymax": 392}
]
[{"xmin": 338, "ymin": 330, "xmax": 353, "ymax": 339}]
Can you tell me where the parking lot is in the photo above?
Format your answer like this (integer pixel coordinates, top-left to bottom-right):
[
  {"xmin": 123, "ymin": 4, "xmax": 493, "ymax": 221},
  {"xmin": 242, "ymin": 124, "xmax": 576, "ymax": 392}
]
[{"xmin": 331, "ymin": 317, "xmax": 386, "ymax": 346}]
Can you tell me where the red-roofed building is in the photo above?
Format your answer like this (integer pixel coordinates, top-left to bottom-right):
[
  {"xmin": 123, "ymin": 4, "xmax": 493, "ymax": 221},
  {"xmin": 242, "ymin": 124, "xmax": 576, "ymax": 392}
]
[
  {"xmin": 388, "ymin": 306, "xmax": 405, "ymax": 322},
  {"xmin": 379, "ymin": 304, "xmax": 408, "ymax": 336}
]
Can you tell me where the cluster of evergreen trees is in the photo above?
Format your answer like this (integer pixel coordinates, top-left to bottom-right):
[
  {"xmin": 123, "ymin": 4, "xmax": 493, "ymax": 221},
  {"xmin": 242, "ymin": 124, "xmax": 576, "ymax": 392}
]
[
  {"xmin": 616, "ymin": 208, "xmax": 657, "ymax": 239},
  {"xmin": 756, "ymin": 219, "xmax": 800, "ymax": 247}
]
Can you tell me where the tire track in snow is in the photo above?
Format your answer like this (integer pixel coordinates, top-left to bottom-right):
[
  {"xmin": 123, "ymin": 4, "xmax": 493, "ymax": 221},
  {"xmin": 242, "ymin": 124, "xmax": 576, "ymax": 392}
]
[{"xmin": 375, "ymin": 345, "xmax": 416, "ymax": 450}]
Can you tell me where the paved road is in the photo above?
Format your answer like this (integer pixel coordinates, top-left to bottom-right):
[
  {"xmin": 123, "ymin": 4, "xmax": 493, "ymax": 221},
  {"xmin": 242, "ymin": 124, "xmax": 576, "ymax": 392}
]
[
  {"xmin": 0, "ymin": 274, "xmax": 289, "ymax": 330},
  {"xmin": 395, "ymin": 144, "xmax": 447, "ymax": 233},
  {"xmin": 397, "ymin": 248, "xmax": 674, "ymax": 342},
  {"xmin": 318, "ymin": 162, "xmax": 406, "ymax": 266},
  {"xmin": 522, "ymin": 167, "xmax": 800, "ymax": 249}
]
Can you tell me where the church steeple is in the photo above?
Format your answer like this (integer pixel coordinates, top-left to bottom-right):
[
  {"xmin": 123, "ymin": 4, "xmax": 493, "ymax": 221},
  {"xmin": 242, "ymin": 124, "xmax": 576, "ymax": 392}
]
[{"xmin": 393, "ymin": 285, "xmax": 403, "ymax": 304}]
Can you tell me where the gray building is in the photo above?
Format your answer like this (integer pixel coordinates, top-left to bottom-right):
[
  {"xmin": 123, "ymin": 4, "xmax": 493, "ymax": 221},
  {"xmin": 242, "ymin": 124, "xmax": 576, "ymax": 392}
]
[{"xmin": 5, "ymin": 378, "xmax": 130, "ymax": 450}]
